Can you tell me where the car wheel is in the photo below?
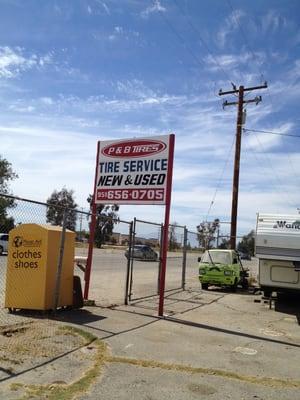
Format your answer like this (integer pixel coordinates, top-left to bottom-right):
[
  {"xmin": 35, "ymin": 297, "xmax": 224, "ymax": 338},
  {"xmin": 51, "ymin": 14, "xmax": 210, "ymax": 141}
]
[
  {"xmin": 0, "ymin": 246, "xmax": 3, "ymax": 256},
  {"xmin": 231, "ymin": 279, "xmax": 238, "ymax": 292},
  {"xmin": 241, "ymin": 278, "xmax": 249, "ymax": 290},
  {"xmin": 202, "ymin": 283, "xmax": 209, "ymax": 290}
]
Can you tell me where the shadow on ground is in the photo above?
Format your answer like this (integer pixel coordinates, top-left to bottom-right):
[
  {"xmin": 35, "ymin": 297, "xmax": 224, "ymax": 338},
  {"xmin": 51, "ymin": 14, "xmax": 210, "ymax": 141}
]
[{"xmin": 273, "ymin": 293, "xmax": 300, "ymax": 324}]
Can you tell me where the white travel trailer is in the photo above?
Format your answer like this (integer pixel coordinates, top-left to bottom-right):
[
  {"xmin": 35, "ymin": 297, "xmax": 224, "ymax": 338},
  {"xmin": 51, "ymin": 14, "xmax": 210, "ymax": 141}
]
[{"xmin": 255, "ymin": 213, "xmax": 300, "ymax": 297}]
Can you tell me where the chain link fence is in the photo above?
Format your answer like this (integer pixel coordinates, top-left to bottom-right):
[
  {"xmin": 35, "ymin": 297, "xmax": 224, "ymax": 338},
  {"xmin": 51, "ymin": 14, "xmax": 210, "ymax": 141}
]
[
  {"xmin": 0, "ymin": 194, "xmax": 96, "ymax": 387},
  {"xmin": 0, "ymin": 192, "xmax": 207, "ymax": 385},
  {"xmin": 0, "ymin": 193, "xmax": 205, "ymax": 319},
  {"xmin": 0, "ymin": 195, "xmax": 89, "ymax": 314}
]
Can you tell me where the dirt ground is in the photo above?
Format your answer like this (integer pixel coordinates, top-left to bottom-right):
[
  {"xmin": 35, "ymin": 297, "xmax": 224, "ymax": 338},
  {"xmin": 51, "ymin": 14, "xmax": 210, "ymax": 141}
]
[{"xmin": 0, "ymin": 320, "xmax": 106, "ymax": 400}]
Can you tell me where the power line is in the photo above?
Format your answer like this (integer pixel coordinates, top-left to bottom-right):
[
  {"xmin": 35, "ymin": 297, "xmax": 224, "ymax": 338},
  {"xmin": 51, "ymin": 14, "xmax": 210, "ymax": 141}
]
[
  {"xmin": 225, "ymin": 0, "xmax": 262, "ymax": 78},
  {"xmin": 172, "ymin": 0, "xmax": 239, "ymax": 85},
  {"xmin": 244, "ymin": 128, "xmax": 300, "ymax": 182},
  {"xmin": 248, "ymin": 131, "xmax": 296, "ymax": 208},
  {"xmin": 242, "ymin": 134, "xmax": 282, "ymax": 214},
  {"xmin": 225, "ymin": 0, "xmax": 278, "ymax": 115},
  {"xmin": 243, "ymin": 128, "xmax": 300, "ymax": 138},
  {"xmin": 205, "ymin": 133, "xmax": 236, "ymax": 220},
  {"xmin": 157, "ymin": 7, "xmax": 207, "ymax": 69}
]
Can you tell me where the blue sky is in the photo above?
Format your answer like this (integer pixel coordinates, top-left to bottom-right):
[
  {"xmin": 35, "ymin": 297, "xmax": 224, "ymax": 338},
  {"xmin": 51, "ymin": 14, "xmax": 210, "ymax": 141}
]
[{"xmin": 1, "ymin": 0, "xmax": 300, "ymax": 237}]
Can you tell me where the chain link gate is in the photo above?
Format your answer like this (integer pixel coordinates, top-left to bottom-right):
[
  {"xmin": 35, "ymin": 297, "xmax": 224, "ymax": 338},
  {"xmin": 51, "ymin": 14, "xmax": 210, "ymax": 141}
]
[
  {"xmin": 84, "ymin": 215, "xmax": 132, "ymax": 306},
  {"xmin": 185, "ymin": 230, "xmax": 204, "ymax": 290},
  {"xmin": 125, "ymin": 220, "xmax": 189, "ymax": 303},
  {"xmin": 165, "ymin": 223, "xmax": 187, "ymax": 292},
  {"xmin": 126, "ymin": 218, "xmax": 162, "ymax": 302}
]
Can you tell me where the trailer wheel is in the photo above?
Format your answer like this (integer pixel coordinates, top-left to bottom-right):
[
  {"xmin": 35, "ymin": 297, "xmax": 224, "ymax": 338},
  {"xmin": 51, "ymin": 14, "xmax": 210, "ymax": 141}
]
[{"xmin": 263, "ymin": 289, "xmax": 272, "ymax": 298}]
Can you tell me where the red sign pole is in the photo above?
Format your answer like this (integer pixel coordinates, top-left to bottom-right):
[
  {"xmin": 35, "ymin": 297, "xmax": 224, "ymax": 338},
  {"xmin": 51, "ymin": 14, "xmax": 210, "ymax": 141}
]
[
  {"xmin": 84, "ymin": 141, "xmax": 100, "ymax": 300},
  {"xmin": 158, "ymin": 134, "xmax": 175, "ymax": 317}
]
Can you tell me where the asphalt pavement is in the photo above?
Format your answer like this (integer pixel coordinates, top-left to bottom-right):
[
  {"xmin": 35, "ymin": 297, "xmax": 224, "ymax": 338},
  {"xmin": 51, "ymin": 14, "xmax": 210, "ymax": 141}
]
[{"xmin": 1, "ymin": 249, "xmax": 299, "ymax": 400}]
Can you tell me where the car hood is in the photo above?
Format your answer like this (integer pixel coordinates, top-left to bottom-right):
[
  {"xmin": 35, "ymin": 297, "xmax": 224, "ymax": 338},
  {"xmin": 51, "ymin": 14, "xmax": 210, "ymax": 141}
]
[{"xmin": 199, "ymin": 262, "xmax": 234, "ymax": 270}]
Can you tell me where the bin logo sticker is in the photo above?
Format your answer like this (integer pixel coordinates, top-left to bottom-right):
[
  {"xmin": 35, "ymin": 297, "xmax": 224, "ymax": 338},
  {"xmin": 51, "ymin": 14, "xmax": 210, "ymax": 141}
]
[
  {"xmin": 13, "ymin": 236, "xmax": 23, "ymax": 248},
  {"xmin": 12, "ymin": 236, "xmax": 42, "ymax": 248},
  {"xmin": 11, "ymin": 236, "xmax": 42, "ymax": 269}
]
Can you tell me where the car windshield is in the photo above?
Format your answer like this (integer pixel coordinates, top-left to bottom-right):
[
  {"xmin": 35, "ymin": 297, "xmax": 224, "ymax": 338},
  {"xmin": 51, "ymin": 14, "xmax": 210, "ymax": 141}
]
[{"xmin": 201, "ymin": 251, "xmax": 232, "ymax": 264}]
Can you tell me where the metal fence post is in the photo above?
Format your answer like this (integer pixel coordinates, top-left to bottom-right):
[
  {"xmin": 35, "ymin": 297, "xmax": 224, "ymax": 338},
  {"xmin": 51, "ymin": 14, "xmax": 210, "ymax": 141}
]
[
  {"xmin": 182, "ymin": 226, "xmax": 188, "ymax": 290},
  {"xmin": 124, "ymin": 220, "xmax": 133, "ymax": 305},
  {"xmin": 128, "ymin": 217, "xmax": 136, "ymax": 302},
  {"xmin": 157, "ymin": 223, "xmax": 164, "ymax": 294},
  {"xmin": 53, "ymin": 208, "xmax": 68, "ymax": 311}
]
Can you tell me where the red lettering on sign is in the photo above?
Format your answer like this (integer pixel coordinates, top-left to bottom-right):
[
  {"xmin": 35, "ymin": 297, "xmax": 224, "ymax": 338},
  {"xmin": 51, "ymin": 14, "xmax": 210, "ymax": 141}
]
[
  {"xmin": 102, "ymin": 140, "xmax": 166, "ymax": 158},
  {"xmin": 96, "ymin": 188, "xmax": 165, "ymax": 202}
]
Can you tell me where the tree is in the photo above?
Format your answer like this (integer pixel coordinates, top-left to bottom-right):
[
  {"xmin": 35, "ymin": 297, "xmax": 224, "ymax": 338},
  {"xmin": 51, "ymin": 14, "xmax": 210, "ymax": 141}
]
[
  {"xmin": 46, "ymin": 188, "xmax": 78, "ymax": 231},
  {"xmin": 169, "ymin": 222, "xmax": 181, "ymax": 250},
  {"xmin": 196, "ymin": 219, "xmax": 220, "ymax": 249},
  {"xmin": 237, "ymin": 230, "xmax": 255, "ymax": 256},
  {"xmin": 218, "ymin": 238, "xmax": 230, "ymax": 249},
  {"xmin": 0, "ymin": 156, "xmax": 18, "ymax": 232},
  {"xmin": 87, "ymin": 195, "xmax": 119, "ymax": 248}
]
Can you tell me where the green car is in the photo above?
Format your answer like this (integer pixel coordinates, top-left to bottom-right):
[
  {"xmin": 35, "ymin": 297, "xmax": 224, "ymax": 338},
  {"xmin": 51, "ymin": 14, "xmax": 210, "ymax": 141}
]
[{"xmin": 198, "ymin": 249, "xmax": 248, "ymax": 291}]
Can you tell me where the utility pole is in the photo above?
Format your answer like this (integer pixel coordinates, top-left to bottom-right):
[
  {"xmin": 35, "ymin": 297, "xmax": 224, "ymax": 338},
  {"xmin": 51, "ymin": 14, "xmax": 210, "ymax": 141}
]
[{"xmin": 219, "ymin": 82, "xmax": 267, "ymax": 250}]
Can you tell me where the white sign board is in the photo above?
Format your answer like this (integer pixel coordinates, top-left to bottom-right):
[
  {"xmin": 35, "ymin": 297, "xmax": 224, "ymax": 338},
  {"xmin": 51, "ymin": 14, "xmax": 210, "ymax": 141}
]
[{"xmin": 94, "ymin": 135, "xmax": 173, "ymax": 205}]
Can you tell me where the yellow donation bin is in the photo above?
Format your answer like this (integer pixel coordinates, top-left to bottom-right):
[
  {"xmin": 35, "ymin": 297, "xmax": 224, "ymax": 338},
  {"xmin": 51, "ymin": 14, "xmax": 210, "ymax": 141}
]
[{"xmin": 5, "ymin": 223, "xmax": 75, "ymax": 311}]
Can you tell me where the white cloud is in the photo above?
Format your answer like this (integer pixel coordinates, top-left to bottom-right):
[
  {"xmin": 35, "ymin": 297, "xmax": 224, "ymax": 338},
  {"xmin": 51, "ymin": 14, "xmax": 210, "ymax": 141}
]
[
  {"xmin": 287, "ymin": 59, "xmax": 300, "ymax": 81},
  {"xmin": 141, "ymin": 0, "xmax": 166, "ymax": 18},
  {"xmin": 39, "ymin": 97, "xmax": 54, "ymax": 105},
  {"xmin": 1, "ymin": 79, "xmax": 299, "ymax": 236},
  {"xmin": 244, "ymin": 122, "xmax": 294, "ymax": 152},
  {"xmin": 39, "ymin": 52, "xmax": 53, "ymax": 66},
  {"xmin": 85, "ymin": 1, "xmax": 111, "ymax": 16},
  {"xmin": 100, "ymin": 1, "xmax": 110, "ymax": 15},
  {"xmin": 262, "ymin": 10, "xmax": 288, "ymax": 34},
  {"xmin": 1, "ymin": 124, "xmax": 98, "ymax": 205},
  {"xmin": 205, "ymin": 52, "xmax": 266, "ymax": 71},
  {"xmin": 0, "ymin": 47, "xmax": 35, "ymax": 78},
  {"xmin": 108, "ymin": 26, "xmax": 124, "ymax": 41},
  {"xmin": 8, "ymin": 104, "xmax": 35, "ymax": 113},
  {"xmin": 95, "ymin": 26, "xmax": 139, "ymax": 43},
  {"xmin": 217, "ymin": 9, "xmax": 245, "ymax": 48},
  {"xmin": 2, "ymin": 99, "xmax": 299, "ymax": 236},
  {"xmin": 0, "ymin": 46, "xmax": 53, "ymax": 79}
]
